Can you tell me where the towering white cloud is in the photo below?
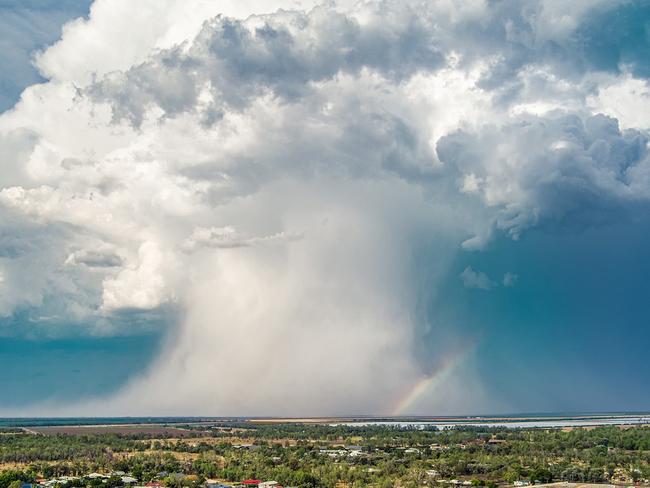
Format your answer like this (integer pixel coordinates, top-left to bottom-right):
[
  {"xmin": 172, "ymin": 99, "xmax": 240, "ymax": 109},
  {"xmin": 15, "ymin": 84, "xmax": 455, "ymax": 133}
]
[{"xmin": 1, "ymin": 0, "xmax": 649, "ymax": 415}]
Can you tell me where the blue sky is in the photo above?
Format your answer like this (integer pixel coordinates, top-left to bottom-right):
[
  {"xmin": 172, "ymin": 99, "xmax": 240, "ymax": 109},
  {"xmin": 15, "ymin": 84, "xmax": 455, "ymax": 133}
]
[
  {"xmin": 434, "ymin": 221, "xmax": 650, "ymax": 412},
  {"xmin": 0, "ymin": 0, "xmax": 119, "ymax": 407},
  {"xmin": 0, "ymin": 334, "xmax": 163, "ymax": 407},
  {"xmin": 0, "ymin": 0, "xmax": 93, "ymax": 111},
  {"xmin": 0, "ymin": 0, "xmax": 649, "ymax": 415}
]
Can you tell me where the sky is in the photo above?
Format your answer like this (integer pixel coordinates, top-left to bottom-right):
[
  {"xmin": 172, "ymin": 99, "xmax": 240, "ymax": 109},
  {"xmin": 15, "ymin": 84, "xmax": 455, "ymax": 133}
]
[
  {"xmin": 0, "ymin": 0, "xmax": 649, "ymax": 416},
  {"xmin": 0, "ymin": 0, "xmax": 94, "ymax": 112}
]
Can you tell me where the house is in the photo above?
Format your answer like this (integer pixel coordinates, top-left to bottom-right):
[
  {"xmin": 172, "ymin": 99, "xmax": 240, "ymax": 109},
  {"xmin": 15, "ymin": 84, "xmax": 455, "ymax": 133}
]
[
  {"xmin": 121, "ymin": 477, "xmax": 138, "ymax": 484},
  {"xmin": 87, "ymin": 474, "xmax": 108, "ymax": 480},
  {"xmin": 513, "ymin": 481, "xmax": 530, "ymax": 487},
  {"xmin": 146, "ymin": 483, "xmax": 163, "ymax": 488},
  {"xmin": 345, "ymin": 446, "xmax": 364, "ymax": 458},
  {"xmin": 259, "ymin": 482, "xmax": 280, "ymax": 488},
  {"xmin": 319, "ymin": 449, "xmax": 345, "ymax": 458},
  {"xmin": 488, "ymin": 439, "xmax": 507, "ymax": 445},
  {"xmin": 345, "ymin": 445, "xmax": 363, "ymax": 452},
  {"xmin": 404, "ymin": 448, "xmax": 420, "ymax": 454},
  {"xmin": 234, "ymin": 444, "xmax": 260, "ymax": 451},
  {"xmin": 242, "ymin": 480, "xmax": 261, "ymax": 487}
]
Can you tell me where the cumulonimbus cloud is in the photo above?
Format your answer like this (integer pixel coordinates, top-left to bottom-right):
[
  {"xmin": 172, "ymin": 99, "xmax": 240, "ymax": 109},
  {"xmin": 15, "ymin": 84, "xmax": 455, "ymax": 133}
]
[{"xmin": 1, "ymin": 0, "xmax": 649, "ymax": 415}]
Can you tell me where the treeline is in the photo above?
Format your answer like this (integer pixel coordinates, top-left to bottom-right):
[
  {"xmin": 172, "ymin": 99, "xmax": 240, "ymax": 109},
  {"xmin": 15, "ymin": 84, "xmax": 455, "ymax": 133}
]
[{"xmin": 0, "ymin": 435, "xmax": 145, "ymax": 463}]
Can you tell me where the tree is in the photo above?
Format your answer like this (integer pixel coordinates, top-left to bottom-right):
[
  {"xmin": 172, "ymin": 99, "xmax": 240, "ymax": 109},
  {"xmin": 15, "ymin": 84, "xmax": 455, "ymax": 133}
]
[{"xmin": 529, "ymin": 468, "xmax": 552, "ymax": 484}]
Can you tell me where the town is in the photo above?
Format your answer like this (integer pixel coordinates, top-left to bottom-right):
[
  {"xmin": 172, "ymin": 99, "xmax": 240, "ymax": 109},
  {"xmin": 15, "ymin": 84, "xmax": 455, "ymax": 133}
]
[{"xmin": 0, "ymin": 421, "xmax": 649, "ymax": 488}]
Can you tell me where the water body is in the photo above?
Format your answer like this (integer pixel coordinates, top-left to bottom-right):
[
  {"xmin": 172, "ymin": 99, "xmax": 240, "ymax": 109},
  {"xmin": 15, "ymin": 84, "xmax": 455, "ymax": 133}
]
[{"xmin": 331, "ymin": 416, "xmax": 650, "ymax": 429}]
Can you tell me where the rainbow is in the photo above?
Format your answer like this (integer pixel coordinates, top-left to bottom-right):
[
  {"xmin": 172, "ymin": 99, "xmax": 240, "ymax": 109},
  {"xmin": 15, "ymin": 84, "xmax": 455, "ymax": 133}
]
[{"xmin": 391, "ymin": 342, "xmax": 477, "ymax": 416}]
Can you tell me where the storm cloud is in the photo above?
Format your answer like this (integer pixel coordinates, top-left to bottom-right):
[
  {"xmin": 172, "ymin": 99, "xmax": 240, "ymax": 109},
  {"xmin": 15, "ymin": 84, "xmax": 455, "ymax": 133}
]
[{"xmin": 1, "ymin": 0, "xmax": 650, "ymax": 415}]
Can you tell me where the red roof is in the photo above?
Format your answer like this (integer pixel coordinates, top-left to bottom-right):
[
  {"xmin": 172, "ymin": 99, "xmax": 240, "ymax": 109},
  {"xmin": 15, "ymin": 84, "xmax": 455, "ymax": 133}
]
[
  {"xmin": 146, "ymin": 483, "xmax": 162, "ymax": 487},
  {"xmin": 242, "ymin": 481, "xmax": 260, "ymax": 485}
]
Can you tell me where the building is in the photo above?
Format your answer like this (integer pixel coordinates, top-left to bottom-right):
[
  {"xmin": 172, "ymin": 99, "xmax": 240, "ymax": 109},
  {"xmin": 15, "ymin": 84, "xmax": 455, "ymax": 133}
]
[
  {"xmin": 488, "ymin": 438, "xmax": 507, "ymax": 445},
  {"xmin": 319, "ymin": 449, "xmax": 346, "ymax": 458},
  {"xmin": 242, "ymin": 480, "xmax": 261, "ymax": 487},
  {"xmin": 87, "ymin": 474, "xmax": 108, "ymax": 480}
]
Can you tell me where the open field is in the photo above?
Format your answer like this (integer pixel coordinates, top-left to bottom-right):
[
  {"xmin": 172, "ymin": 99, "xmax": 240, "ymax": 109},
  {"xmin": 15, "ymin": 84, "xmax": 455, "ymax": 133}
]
[{"xmin": 24, "ymin": 425, "xmax": 208, "ymax": 436}]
